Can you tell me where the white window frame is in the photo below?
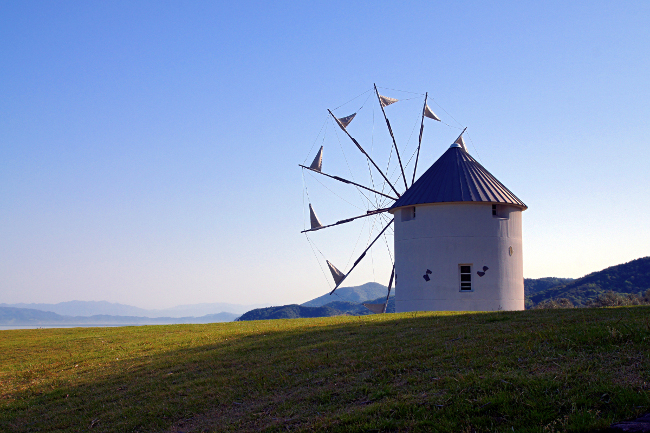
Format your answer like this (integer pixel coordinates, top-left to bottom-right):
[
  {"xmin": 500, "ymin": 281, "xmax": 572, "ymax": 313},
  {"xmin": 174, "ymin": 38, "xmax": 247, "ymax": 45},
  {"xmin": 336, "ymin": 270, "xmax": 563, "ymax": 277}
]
[{"xmin": 459, "ymin": 264, "xmax": 473, "ymax": 292}]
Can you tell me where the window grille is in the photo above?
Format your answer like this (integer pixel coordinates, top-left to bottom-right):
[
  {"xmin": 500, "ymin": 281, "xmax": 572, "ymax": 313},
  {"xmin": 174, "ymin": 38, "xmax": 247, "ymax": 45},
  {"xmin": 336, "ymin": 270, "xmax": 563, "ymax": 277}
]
[{"xmin": 459, "ymin": 265, "xmax": 472, "ymax": 291}]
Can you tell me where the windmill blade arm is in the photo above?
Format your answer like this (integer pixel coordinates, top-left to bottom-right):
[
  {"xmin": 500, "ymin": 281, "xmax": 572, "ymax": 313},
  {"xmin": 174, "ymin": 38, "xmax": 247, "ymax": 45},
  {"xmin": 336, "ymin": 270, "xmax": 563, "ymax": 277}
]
[
  {"xmin": 329, "ymin": 217, "xmax": 395, "ymax": 295},
  {"xmin": 300, "ymin": 208, "xmax": 390, "ymax": 233},
  {"xmin": 385, "ymin": 266, "xmax": 395, "ymax": 306},
  {"xmin": 299, "ymin": 165, "xmax": 398, "ymax": 200},
  {"xmin": 375, "ymin": 84, "xmax": 408, "ymax": 190},
  {"xmin": 412, "ymin": 92, "xmax": 427, "ymax": 186},
  {"xmin": 327, "ymin": 109, "xmax": 401, "ymax": 198}
]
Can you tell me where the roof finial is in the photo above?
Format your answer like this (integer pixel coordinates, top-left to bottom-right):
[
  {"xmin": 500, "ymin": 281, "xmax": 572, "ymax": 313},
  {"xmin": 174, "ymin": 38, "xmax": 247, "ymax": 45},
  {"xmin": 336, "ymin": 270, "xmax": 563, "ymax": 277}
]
[{"xmin": 450, "ymin": 127, "xmax": 468, "ymax": 152}]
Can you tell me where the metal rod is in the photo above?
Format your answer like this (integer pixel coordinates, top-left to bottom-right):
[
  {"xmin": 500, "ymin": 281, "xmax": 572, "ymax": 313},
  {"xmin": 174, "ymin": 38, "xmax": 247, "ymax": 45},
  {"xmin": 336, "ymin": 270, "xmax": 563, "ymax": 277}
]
[
  {"xmin": 375, "ymin": 83, "xmax": 408, "ymax": 191},
  {"xmin": 412, "ymin": 92, "xmax": 427, "ymax": 186},
  {"xmin": 454, "ymin": 127, "xmax": 468, "ymax": 143},
  {"xmin": 328, "ymin": 109, "xmax": 401, "ymax": 198},
  {"xmin": 300, "ymin": 208, "xmax": 390, "ymax": 233},
  {"xmin": 329, "ymin": 217, "xmax": 394, "ymax": 295},
  {"xmin": 299, "ymin": 165, "xmax": 398, "ymax": 201}
]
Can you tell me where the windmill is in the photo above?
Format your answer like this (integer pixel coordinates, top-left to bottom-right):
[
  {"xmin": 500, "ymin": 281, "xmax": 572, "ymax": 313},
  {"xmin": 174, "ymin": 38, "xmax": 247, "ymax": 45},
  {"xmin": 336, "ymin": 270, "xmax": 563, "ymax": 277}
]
[{"xmin": 301, "ymin": 85, "xmax": 527, "ymax": 314}]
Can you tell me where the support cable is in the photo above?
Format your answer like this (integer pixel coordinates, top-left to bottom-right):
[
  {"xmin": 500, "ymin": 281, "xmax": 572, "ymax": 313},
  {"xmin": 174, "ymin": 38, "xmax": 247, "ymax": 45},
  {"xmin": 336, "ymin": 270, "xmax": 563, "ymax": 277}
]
[
  {"xmin": 328, "ymin": 109, "xmax": 401, "ymax": 198},
  {"xmin": 303, "ymin": 116, "xmax": 329, "ymax": 165},
  {"xmin": 332, "ymin": 88, "xmax": 373, "ymax": 111},
  {"xmin": 465, "ymin": 132, "xmax": 484, "ymax": 165},
  {"xmin": 377, "ymin": 86, "xmax": 425, "ymax": 96},
  {"xmin": 330, "ymin": 116, "xmax": 377, "ymax": 208},
  {"xmin": 305, "ymin": 170, "xmax": 364, "ymax": 211},
  {"xmin": 304, "ymin": 233, "xmax": 332, "ymax": 288},
  {"xmin": 345, "ymin": 217, "xmax": 368, "ymax": 269}
]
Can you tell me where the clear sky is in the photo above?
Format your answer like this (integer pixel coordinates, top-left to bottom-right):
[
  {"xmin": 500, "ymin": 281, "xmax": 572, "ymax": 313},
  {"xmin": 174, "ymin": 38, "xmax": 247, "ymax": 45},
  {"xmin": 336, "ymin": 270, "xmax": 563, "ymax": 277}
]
[{"xmin": 1, "ymin": 1, "xmax": 649, "ymax": 309}]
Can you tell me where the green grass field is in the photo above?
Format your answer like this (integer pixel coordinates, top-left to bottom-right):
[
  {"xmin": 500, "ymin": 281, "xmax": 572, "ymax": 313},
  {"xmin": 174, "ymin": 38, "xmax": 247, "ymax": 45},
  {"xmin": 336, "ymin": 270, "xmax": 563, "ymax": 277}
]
[{"xmin": 1, "ymin": 307, "xmax": 649, "ymax": 432}]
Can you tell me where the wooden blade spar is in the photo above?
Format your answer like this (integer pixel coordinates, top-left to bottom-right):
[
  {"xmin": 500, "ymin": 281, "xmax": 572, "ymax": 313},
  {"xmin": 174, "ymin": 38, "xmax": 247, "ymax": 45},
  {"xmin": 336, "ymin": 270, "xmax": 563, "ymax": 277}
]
[
  {"xmin": 375, "ymin": 84, "xmax": 408, "ymax": 191},
  {"xmin": 383, "ymin": 265, "xmax": 396, "ymax": 313},
  {"xmin": 300, "ymin": 208, "xmax": 390, "ymax": 233},
  {"xmin": 299, "ymin": 165, "xmax": 398, "ymax": 201},
  {"xmin": 412, "ymin": 92, "xmax": 428, "ymax": 186},
  {"xmin": 329, "ymin": 217, "xmax": 395, "ymax": 295}
]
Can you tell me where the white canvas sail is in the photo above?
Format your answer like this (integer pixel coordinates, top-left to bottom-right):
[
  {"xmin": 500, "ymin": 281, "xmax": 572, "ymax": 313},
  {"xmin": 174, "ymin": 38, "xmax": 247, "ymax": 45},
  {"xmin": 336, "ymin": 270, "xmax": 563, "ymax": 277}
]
[
  {"xmin": 309, "ymin": 203, "xmax": 323, "ymax": 230},
  {"xmin": 379, "ymin": 94, "xmax": 398, "ymax": 108},
  {"xmin": 309, "ymin": 146, "xmax": 323, "ymax": 172},
  {"xmin": 454, "ymin": 134, "xmax": 468, "ymax": 152},
  {"xmin": 326, "ymin": 260, "xmax": 346, "ymax": 286},
  {"xmin": 424, "ymin": 104, "xmax": 441, "ymax": 121},
  {"xmin": 362, "ymin": 303, "xmax": 386, "ymax": 314},
  {"xmin": 337, "ymin": 113, "xmax": 356, "ymax": 128}
]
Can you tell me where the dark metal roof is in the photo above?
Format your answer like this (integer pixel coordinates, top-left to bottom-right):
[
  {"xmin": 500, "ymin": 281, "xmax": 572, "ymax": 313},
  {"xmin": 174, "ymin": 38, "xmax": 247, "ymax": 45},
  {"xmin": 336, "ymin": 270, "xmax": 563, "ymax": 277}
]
[{"xmin": 391, "ymin": 146, "xmax": 527, "ymax": 210}]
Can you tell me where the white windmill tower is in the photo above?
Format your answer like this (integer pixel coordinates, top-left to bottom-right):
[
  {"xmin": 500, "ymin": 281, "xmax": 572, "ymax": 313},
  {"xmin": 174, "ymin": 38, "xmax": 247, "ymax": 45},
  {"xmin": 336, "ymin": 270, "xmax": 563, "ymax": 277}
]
[
  {"xmin": 388, "ymin": 132, "xmax": 527, "ymax": 312},
  {"xmin": 301, "ymin": 85, "xmax": 527, "ymax": 313}
]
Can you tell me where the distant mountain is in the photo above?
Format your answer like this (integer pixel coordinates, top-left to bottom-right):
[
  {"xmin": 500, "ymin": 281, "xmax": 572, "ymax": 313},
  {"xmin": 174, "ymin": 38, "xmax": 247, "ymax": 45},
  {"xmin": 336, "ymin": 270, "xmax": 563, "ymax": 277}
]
[
  {"xmin": 239, "ymin": 285, "xmax": 396, "ymax": 321},
  {"xmin": 528, "ymin": 256, "xmax": 650, "ymax": 307},
  {"xmin": 0, "ymin": 307, "xmax": 238, "ymax": 326},
  {"xmin": 302, "ymin": 282, "xmax": 392, "ymax": 307},
  {"xmin": 0, "ymin": 301, "xmax": 268, "ymax": 318}
]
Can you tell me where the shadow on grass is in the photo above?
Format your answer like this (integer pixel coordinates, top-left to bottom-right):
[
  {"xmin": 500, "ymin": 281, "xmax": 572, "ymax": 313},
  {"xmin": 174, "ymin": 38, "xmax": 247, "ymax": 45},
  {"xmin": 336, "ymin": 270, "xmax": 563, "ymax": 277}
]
[{"xmin": 1, "ymin": 307, "xmax": 649, "ymax": 432}]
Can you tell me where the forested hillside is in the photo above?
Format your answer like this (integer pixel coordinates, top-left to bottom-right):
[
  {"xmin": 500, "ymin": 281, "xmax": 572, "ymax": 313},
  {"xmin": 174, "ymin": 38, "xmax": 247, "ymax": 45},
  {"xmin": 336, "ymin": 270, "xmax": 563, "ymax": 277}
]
[
  {"xmin": 528, "ymin": 256, "xmax": 650, "ymax": 307},
  {"xmin": 524, "ymin": 277, "xmax": 574, "ymax": 296}
]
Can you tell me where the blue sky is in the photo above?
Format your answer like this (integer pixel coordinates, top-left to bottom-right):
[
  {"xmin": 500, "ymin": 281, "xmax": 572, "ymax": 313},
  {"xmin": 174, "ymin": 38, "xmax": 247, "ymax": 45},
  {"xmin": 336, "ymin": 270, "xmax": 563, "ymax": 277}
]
[{"xmin": 1, "ymin": 1, "xmax": 649, "ymax": 308}]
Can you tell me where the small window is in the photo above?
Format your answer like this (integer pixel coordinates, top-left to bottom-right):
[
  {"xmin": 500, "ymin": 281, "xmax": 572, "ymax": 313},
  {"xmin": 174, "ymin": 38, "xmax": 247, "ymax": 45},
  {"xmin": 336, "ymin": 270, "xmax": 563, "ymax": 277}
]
[
  {"xmin": 401, "ymin": 206, "xmax": 416, "ymax": 222},
  {"xmin": 492, "ymin": 204, "xmax": 510, "ymax": 219},
  {"xmin": 459, "ymin": 265, "xmax": 472, "ymax": 291}
]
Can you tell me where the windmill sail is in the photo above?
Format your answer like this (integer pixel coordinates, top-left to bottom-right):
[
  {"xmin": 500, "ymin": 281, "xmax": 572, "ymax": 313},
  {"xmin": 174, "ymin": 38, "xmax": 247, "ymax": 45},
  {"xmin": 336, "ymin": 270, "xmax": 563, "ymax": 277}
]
[
  {"xmin": 378, "ymin": 94, "xmax": 398, "ymax": 108},
  {"xmin": 309, "ymin": 203, "xmax": 323, "ymax": 230},
  {"xmin": 326, "ymin": 260, "xmax": 346, "ymax": 286},
  {"xmin": 424, "ymin": 104, "xmax": 441, "ymax": 121},
  {"xmin": 309, "ymin": 146, "xmax": 323, "ymax": 172},
  {"xmin": 362, "ymin": 303, "xmax": 386, "ymax": 314},
  {"xmin": 337, "ymin": 113, "xmax": 356, "ymax": 128},
  {"xmin": 454, "ymin": 133, "xmax": 468, "ymax": 152}
]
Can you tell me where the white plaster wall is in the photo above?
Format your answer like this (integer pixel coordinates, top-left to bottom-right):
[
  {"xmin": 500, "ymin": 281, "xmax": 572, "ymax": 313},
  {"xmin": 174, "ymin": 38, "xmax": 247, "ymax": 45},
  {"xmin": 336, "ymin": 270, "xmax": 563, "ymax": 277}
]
[{"xmin": 390, "ymin": 203, "xmax": 524, "ymax": 312}]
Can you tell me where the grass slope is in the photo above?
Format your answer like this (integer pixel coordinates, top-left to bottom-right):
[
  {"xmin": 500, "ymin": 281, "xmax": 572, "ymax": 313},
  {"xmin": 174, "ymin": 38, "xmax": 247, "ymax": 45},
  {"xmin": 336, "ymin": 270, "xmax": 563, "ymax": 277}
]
[
  {"xmin": 1, "ymin": 308, "xmax": 649, "ymax": 432},
  {"xmin": 529, "ymin": 257, "xmax": 650, "ymax": 306}
]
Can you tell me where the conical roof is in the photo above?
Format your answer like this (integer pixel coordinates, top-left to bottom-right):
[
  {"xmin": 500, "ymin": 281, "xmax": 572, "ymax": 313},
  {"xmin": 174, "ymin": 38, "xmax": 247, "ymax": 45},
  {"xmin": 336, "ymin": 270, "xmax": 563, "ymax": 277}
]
[{"xmin": 391, "ymin": 145, "xmax": 527, "ymax": 210}]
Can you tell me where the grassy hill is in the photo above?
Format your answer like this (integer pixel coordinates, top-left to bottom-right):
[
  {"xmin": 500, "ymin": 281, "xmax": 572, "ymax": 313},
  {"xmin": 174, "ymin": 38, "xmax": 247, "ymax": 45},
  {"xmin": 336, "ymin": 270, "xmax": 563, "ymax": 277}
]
[
  {"xmin": 529, "ymin": 256, "xmax": 650, "ymax": 307},
  {"xmin": 1, "ymin": 307, "xmax": 649, "ymax": 432}
]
